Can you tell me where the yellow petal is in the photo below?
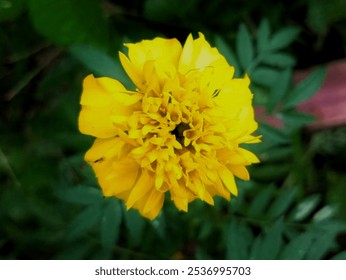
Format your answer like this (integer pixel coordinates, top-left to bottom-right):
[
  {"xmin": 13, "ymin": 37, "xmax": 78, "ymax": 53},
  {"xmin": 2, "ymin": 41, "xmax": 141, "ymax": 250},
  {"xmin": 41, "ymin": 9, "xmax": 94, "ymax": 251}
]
[
  {"xmin": 119, "ymin": 52, "xmax": 143, "ymax": 90},
  {"xmin": 79, "ymin": 106, "xmax": 117, "ymax": 138},
  {"xmin": 179, "ymin": 33, "xmax": 223, "ymax": 74},
  {"xmin": 228, "ymin": 164, "xmax": 250, "ymax": 181},
  {"xmin": 126, "ymin": 38, "xmax": 182, "ymax": 71},
  {"xmin": 99, "ymin": 158, "xmax": 139, "ymax": 197},
  {"xmin": 142, "ymin": 189, "xmax": 164, "ymax": 217},
  {"xmin": 218, "ymin": 166, "xmax": 238, "ymax": 196},
  {"xmin": 172, "ymin": 196, "xmax": 189, "ymax": 212},
  {"xmin": 126, "ymin": 170, "xmax": 153, "ymax": 209},
  {"xmin": 238, "ymin": 148, "xmax": 260, "ymax": 164},
  {"xmin": 80, "ymin": 75, "xmax": 126, "ymax": 107}
]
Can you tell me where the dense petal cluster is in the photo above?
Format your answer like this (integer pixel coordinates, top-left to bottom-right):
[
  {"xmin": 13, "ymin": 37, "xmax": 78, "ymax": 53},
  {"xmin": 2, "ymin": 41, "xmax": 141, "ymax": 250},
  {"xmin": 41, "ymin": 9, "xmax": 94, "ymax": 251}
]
[{"xmin": 79, "ymin": 33, "xmax": 260, "ymax": 219}]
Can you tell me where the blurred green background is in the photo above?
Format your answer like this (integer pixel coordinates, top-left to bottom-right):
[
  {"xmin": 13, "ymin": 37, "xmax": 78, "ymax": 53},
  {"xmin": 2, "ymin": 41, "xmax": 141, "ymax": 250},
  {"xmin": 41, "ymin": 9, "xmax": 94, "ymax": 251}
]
[{"xmin": 1, "ymin": 0, "xmax": 346, "ymax": 260}]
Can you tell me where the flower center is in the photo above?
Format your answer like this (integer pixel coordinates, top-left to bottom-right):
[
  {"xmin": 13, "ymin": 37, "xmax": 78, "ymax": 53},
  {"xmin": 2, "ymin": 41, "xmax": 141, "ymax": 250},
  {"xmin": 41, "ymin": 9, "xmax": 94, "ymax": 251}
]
[{"xmin": 171, "ymin": 123, "xmax": 190, "ymax": 145}]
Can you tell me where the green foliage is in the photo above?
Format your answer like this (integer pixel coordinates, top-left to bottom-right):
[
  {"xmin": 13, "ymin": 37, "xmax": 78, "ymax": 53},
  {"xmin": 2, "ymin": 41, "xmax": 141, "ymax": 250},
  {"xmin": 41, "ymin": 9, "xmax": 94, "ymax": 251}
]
[
  {"xmin": 69, "ymin": 44, "xmax": 132, "ymax": 88},
  {"xmin": 1, "ymin": 0, "xmax": 346, "ymax": 261},
  {"xmin": 307, "ymin": 0, "xmax": 346, "ymax": 33},
  {"xmin": 283, "ymin": 67, "xmax": 326, "ymax": 109},
  {"xmin": 100, "ymin": 198, "xmax": 122, "ymax": 252},
  {"xmin": 28, "ymin": 0, "xmax": 109, "ymax": 48},
  {"xmin": 0, "ymin": 0, "xmax": 26, "ymax": 21},
  {"xmin": 236, "ymin": 24, "xmax": 254, "ymax": 71}
]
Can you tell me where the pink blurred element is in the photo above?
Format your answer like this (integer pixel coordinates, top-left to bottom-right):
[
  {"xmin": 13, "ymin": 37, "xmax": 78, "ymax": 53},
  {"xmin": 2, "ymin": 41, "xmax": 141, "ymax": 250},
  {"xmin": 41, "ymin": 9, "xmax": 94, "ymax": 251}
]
[
  {"xmin": 255, "ymin": 107, "xmax": 284, "ymax": 128},
  {"xmin": 296, "ymin": 60, "xmax": 346, "ymax": 130},
  {"xmin": 255, "ymin": 60, "xmax": 346, "ymax": 130}
]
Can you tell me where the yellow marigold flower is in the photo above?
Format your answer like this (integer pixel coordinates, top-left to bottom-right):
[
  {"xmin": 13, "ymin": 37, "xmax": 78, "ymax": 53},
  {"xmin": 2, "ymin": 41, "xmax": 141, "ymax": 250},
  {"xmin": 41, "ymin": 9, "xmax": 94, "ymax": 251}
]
[{"xmin": 79, "ymin": 33, "xmax": 260, "ymax": 220}]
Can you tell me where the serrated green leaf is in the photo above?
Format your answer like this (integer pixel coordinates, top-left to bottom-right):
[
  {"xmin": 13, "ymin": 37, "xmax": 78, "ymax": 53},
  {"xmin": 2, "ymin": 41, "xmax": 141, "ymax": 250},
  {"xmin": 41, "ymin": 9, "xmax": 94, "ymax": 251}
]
[
  {"xmin": 291, "ymin": 194, "xmax": 321, "ymax": 222},
  {"xmin": 66, "ymin": 203, "xmax": 103, "ymax": 240},
  {"xmin": 256, "ymin": 18, "xmax": 271, "ymax": 53},
  {"xmin": 28, "ymin": 0, "xmax": 109, "ymax": 47},
  {"xmin": 267, "ymin": 188, "xmax": 296, "ymax": 218},
  {"xmin": 225, "ymin": 219, "xmax": 253, "ymax": 260},
  {"xmin": 280, "ymin": 231, "xmax": 314, "ymax": 259},
  {"xmin": 55, "ymin": 185, "xmax": 103, "ymax": 205},
  {"xmin": 283, "ymin": 66, "xmax": 326, "ymax": 109},
  {"xmin": 236, "ymin": 24, "xmax": 254, "ymax": 71},
  {"xmin": 123, "ymin": 207, "xmax": 146, "ymax": 246},
  {"xmin": 251, "ymin": 67, "xmax": 280, "ymax": 87},
  {"xmin": 331, "ymin": 251, "xmax": 346, "ymax": 260},
  {"xmin": 100, "ymin": 198, "xmax": 122, "ymax": 251},
  {"xmin": 268, "ymin": 27, "xmax": 300, "ymax": 51},
  {"xmin": 260, "ymin": 52, "xmax": 296, "ymax": 68},
  {"xmin": 214, "ymin": 36, "xmax": 241, "ymax": 77}
]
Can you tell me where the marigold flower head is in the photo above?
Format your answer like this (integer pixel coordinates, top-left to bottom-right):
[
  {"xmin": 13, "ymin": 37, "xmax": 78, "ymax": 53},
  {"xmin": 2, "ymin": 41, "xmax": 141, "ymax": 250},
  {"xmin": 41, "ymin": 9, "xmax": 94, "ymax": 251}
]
[{"xmin": 79, "ymin": 33, "xmax": 260, "ymax": 220}]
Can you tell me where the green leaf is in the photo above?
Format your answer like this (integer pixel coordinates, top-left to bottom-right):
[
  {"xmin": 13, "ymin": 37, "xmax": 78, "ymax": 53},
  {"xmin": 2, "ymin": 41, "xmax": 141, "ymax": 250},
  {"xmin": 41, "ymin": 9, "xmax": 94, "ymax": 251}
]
[
  {"xmin": 250, "ymin": 163, "xmax": 290, "ymax": 182},
  {"xmin": 151, "ymin": 212, "xmax": 166, "ymax": 239},
  {"xmin": 268, "ymin": 69, "xmax": 292, "ymax": 112},
  {"xmin": 69, "ymin": 44, "xmax": 132, "ymax": 87},
  {"xmin": 283, "ymin": 66, "xmax": 326, "ymax": 109},
  {"xmin": 280, "ymin": 231, "xmax": 314, "ymax": 259},
  {"xmin": 256, "ymin": 18, "xmax": 271, "ymax": 53},
  {"xmin": 331, "ymin": 251, "xmax": 346, "ymax": 260},
  {"xmin": 291, "ymin": 194, "xmax": 321, "ymax": 222},
  {"xmin": 281, "ymin": 110, "xmax": 315, "ymax": 129},
  {"xmin": 100, "ymin": 198, "xmax": 122, "ymax": 251},
  {"xmin": 306, "ymin": 221, "xmax": 346, "ymax": 259},
  {"xmin": 70, "ymin": 45, "xmax": 118, "ymax": 78},
  {"xmin": 225, "ymin": 219, "xmax": 253, "ymax": 260},
  {"xmin": 258, "ymin": 123, "xmax": 289, "ymax": 146},
  {"xmin": 251, "ymin": 67, "xmax": 280, "ymax": 87},
  {"xmin": 55, "ymin": 185, "xmax": 103, "ymax": 205},
  {"xmin": 260, "ymin": 218, "xmax": 284, "ymax": 259},
  {"xmin": 258, "ymin": 145, "xmax": 292, "ymax": 162},
  {"xmin": 313, "ymin": 205, "xmax": 338, "ymax": 223},
  {"xmin": 236, "ymin": 24, "xmax": 254, "ymax": 71},
  {"xmin": 214, "ymin": 36, "xmax": 241, "ymax": 77},
  {"xmin": 28, "ymin": 0, "xmax": 109, "ymax": 48},
  {"xmin": 267, "ymin": 188, "xmax": 296, "ymax": 218},
  {"xmin": 260, "ymin": 52, "xmax": 296, "ymax": 68},
  {"xmin": 123, "ymin": 207, "xmax": 146, "ymax": 246},
  {"xmin": 306, "ymin": 233, "xmax": 335, "ymax": 260},
  {"xmin": 66, "ymin": 203, "xmax": 103, "ymax": 240},
  {"xmin": 249, "ymin": 235, "xmax": 263, "ymax": 259},
  {"xmin": 247, "ymin": 185, "xmax": 276, "ymax": 218},
  {"xmin": 268, "ymin": 27, "xmax": 300, "ymax": 51}
]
